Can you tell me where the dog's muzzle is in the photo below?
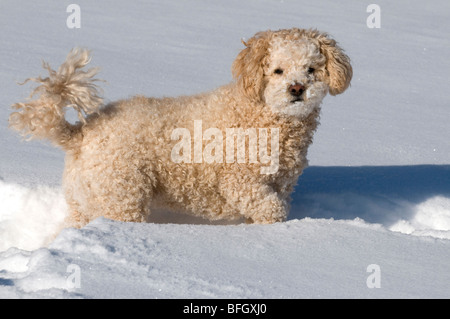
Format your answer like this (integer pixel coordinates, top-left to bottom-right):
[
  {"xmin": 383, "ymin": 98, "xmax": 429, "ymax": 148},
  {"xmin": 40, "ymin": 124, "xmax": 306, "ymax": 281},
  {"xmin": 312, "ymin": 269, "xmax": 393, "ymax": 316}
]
[{"xmin": 289, "ymin": 83, "xmax": 305, "ymax": 102}]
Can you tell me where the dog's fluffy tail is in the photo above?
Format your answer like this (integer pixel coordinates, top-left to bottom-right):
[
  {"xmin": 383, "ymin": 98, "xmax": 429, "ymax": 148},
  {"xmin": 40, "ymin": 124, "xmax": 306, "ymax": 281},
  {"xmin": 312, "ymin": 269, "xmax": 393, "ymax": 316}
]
[{"xmin": 9, "ymin": 48, "xmax": 103, "ymax": 150}]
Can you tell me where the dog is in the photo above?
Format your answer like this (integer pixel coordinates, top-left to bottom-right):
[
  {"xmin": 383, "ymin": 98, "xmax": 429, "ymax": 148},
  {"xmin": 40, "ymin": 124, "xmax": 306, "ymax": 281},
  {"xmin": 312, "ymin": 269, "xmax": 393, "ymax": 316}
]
[{"xmin": 9, "ymin": 28, "xmax": 352, "ymax": 228}]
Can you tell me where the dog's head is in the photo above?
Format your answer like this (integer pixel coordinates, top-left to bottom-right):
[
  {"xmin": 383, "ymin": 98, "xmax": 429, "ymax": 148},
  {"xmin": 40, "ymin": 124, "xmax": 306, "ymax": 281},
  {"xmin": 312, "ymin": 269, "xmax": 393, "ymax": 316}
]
[{"xmin": 232, "ymin": 28, "xmax": 352, "ymax": 117}]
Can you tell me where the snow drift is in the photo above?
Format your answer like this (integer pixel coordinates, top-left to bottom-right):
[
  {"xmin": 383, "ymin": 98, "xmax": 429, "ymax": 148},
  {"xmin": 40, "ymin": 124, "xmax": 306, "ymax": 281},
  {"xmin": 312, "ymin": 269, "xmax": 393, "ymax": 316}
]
[{"xmin": 1, "ymin": 217, "xmax": 449, "ymax": 299}]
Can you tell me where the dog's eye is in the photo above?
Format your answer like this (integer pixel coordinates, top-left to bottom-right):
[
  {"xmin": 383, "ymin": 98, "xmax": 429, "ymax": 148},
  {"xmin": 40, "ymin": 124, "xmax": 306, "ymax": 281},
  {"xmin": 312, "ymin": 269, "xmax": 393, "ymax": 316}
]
[
  {"xmin": 308, "ymin": 67, "xmax": 315, "ymax": 74},
  {"xmin": 274, "ymin": 68, "xmax": 284, "ymax": 75}
]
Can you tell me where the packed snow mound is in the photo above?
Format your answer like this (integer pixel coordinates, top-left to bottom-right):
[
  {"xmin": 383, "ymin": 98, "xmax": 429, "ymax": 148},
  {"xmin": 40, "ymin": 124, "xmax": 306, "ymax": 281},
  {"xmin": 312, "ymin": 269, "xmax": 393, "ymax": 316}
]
[
  {"xmin": 390, "ymin": 196, "xmax": 450, "ymax": 239},
  {"xmin": 1, "ymin": 217, "xmax": 449, "ymax": 299},
  {"xmin": 0, "ymin": 181, "xmax": 67, "ymax": 252}
]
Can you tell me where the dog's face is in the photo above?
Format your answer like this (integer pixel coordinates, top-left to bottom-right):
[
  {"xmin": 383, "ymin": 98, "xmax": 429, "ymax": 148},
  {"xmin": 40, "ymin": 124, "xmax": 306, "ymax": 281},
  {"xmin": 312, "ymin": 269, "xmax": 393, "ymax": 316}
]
[
  {"xmin": 232, "ymin": 28, "xmax": 352, "ymax": 118},
  {"xmin": 263, "ymin": 36, "xmax": 329, "ymax": 117}
]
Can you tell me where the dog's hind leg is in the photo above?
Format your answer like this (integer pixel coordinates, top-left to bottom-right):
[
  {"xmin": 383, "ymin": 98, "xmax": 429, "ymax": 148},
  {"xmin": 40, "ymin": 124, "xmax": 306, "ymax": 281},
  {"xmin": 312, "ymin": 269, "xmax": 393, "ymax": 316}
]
[
  {"xmin": 67, "ymin": 184, "xmax": 152, "ymax": 228},
  {"xmin": 94, "ymin": 170, "xmax": 154, "ymax": 224},
  {"xmin": 63, "ymin": 163, "xmax": 155, "ymax": 228}
]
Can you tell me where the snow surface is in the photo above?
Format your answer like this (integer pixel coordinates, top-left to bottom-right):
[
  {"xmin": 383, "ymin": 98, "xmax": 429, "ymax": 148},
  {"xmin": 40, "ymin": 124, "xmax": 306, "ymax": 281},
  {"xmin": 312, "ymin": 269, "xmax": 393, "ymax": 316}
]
[{"xmin": 1, "ymin": 0, "xmax": 450, "ymax": 298}]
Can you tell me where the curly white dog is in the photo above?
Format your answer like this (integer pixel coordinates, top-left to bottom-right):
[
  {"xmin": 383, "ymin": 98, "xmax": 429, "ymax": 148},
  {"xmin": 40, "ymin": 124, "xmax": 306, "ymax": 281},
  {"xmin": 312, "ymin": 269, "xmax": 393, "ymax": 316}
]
[{"xmin": 10, "ymin": 28, "xmax": 352, "ymax": 228}]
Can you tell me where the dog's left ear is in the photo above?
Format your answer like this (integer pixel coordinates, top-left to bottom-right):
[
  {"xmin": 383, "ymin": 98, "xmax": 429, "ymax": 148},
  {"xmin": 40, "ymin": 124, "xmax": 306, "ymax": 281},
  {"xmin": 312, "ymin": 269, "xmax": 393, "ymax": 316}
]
[
  {"xmin": 232, "ymin": 31, "xmax": 270, "ymax": 102},
  {"xmin": 314, "ymin": 32, "xmax": 353, "ymax": 96}
]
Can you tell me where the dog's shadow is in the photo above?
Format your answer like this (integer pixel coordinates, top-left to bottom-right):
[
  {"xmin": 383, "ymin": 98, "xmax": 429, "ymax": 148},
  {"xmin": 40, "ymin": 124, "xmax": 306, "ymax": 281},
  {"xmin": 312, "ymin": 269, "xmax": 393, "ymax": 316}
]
[
  {"xmin": 149, "ymin": 165, "xmax": 450, "ymax": 227},
  {"xmin": 290, "ymin": 165, "xmax": 450, "ymax": 228}
]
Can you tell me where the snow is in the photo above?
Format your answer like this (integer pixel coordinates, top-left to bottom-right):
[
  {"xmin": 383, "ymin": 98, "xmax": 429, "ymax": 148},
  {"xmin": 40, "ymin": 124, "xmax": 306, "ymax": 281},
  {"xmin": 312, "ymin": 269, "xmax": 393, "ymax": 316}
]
[
  {"xmin": 1, "ymin": 0, "xmax": 450, "ymax": 299},
  {"xmin": 1, "ymin": 217, "xmax": 449, "ymax": 299}
]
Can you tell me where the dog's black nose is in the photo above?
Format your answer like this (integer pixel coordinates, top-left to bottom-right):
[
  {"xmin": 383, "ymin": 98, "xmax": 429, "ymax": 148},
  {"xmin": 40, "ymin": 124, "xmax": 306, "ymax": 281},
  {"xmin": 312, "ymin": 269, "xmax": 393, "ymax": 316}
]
[{"xmin": 289, "ymin": 83, "xmax": 305, "ymax": 97}]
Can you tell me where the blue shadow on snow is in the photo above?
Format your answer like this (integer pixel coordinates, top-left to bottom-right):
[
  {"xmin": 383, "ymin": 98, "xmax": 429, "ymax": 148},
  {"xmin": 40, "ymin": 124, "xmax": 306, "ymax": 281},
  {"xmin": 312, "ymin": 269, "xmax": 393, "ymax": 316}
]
[{"xmin": 289, "ymin": 165, "xmax": 450, "ymax": 227}]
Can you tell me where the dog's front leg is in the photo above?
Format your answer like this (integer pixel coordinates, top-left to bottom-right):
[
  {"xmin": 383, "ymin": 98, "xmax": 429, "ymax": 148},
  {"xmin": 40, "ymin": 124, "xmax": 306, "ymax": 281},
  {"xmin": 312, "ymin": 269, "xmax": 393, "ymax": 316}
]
[
  {"xmin": 244, "ymin": 189, "xmax": 288, "ymax": 224},
  {"xmin": 220, "ymin": 177, "xmax": 288, "ymax": 224}
]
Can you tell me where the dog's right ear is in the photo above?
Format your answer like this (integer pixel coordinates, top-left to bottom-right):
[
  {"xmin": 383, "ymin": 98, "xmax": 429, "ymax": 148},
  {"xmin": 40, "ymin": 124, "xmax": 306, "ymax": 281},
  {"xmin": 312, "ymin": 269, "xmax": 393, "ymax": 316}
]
[{"xmin": 232, "ymin": 31, "xmax": 270, "ymax": 102}]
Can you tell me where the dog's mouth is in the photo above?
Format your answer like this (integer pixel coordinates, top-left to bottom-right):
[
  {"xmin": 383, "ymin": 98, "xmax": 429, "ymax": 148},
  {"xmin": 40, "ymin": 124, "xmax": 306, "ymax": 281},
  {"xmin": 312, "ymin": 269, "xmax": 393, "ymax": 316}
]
[{"xmin": 290, "ymin": 97, "xmax": 304, "ymax": 103}]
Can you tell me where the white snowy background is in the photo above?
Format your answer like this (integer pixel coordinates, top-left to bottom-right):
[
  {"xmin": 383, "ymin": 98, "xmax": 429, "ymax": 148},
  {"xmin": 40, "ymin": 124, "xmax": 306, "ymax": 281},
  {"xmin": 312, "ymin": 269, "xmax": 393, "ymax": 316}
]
[{"xmin": 1, "ymin": 0, "xmax": 449, "ymax": 298}]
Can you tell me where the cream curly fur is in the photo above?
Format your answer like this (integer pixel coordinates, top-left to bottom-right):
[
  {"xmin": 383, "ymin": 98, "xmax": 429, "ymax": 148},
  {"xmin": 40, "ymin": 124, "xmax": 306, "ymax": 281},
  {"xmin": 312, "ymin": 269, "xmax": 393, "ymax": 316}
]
[{"xmin": 9, "ymin": 28, "xmax": 352, "ymax": 228}]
